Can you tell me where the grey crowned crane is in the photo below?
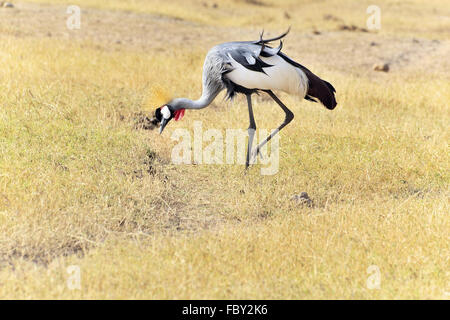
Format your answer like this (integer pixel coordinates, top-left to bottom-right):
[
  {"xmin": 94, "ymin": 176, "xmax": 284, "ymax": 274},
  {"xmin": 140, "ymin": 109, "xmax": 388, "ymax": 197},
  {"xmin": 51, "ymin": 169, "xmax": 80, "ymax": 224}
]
[{"xmin": 154, "ymin": 29, "xmax": 337, "ymax": 168}]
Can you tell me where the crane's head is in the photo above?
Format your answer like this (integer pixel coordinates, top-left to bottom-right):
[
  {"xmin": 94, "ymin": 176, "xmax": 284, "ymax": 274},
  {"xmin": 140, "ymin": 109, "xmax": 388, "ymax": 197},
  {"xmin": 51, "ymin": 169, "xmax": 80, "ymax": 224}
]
[{"xmin": 153, "ymin": 104, "xmax": 185, "ymax": 134}]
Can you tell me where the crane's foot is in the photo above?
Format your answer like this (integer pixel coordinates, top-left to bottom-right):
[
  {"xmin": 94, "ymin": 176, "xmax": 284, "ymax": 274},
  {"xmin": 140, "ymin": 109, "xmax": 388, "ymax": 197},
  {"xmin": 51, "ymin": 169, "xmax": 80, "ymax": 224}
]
[
  {"xmin": 245, "ymin": 148, "xmax": 264, "ymax": 171},
  {"xmin": 245, "ymin": 152, "xmax": 258, "ymax": 170},
  {"xmin": 250, "ymin": 145, "xmax": 265, "ymax": 163}
]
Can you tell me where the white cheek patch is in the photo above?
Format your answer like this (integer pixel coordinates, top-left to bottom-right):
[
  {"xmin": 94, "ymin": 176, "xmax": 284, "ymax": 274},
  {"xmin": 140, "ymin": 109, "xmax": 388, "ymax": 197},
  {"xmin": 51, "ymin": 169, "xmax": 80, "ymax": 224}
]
[{"xmin": 161, "ymin": 105, "xmax": 171, "ymax": 119}]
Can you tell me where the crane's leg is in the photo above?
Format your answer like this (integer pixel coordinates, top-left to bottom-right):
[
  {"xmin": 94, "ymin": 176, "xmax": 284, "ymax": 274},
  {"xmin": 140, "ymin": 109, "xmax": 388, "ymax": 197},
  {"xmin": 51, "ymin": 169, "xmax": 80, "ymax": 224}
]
[
  {"xmin": 251, "ymin": 90, "xmax": 294, "ymax": 161},
  {"xmin": 246, "ymin": 94, "xmax": 256, "ymax": 169}
]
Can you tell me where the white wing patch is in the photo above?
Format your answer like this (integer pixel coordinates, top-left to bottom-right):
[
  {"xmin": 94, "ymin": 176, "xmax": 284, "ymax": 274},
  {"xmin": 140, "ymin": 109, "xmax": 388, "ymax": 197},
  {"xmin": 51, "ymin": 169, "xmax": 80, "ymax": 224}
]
[
  {"xmin": 244, "ymin": 53, "xmax": 256, "ymax": 65},
  {"xmin": 225, "ymin": 54, "xmax": 308, "ymax": 97}
]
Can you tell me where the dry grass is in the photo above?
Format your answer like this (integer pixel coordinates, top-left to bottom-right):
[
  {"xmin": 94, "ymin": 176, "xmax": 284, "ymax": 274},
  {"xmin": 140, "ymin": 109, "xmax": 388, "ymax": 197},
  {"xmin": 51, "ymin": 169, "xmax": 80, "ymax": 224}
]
[
  {"xmin": 21, "ymin": 0, "xmax": 450, "ymax": 39},
  {"xmin": 0, "ymin": 0, "xmax": 449, "ymax": 299}
]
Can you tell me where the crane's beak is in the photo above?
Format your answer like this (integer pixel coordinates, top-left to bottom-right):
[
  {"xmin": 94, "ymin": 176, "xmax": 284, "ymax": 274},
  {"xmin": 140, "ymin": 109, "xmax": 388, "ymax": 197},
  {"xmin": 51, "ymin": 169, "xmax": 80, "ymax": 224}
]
[{"xmin": 159, "ymin": 118, "xmax": 169, "ymax": 134}]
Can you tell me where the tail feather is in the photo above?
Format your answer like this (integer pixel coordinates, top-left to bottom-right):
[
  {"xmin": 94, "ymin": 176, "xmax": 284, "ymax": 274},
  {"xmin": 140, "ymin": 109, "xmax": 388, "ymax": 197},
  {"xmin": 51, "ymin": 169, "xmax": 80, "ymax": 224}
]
[
  {"xmin": 304, "ymin": 71, "xmax": 337, "ymax": 110},
  {"xmin": 323, "ymin": 80, "xmax": 336, "ymax": 93},
  {"xmin": 277, "ymin": 52, "xmax": 337, "ymax": 110},
  {"xmin": 304, "ymin": 95, "xmax": 318, "ymax": 103}
]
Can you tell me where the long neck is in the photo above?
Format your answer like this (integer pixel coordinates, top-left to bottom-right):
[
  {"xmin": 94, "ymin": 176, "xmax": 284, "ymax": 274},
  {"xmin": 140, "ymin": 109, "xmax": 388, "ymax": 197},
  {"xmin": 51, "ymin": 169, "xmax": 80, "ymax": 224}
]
[{"xmin": 171, "ymin": 85, "xmax": 221, "ymax": 111}]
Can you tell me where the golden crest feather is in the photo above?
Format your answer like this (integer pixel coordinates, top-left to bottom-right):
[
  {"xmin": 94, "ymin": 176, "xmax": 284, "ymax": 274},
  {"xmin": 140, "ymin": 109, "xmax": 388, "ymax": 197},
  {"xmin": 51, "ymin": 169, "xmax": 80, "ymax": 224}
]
[{"xmin": 143, "ymin": 85, "xmax": 172, "ymax": 110}]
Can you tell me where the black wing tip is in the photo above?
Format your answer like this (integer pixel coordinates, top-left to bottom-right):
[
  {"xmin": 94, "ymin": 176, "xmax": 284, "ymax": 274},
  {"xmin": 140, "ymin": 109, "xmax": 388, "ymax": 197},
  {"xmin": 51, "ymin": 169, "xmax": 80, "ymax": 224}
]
[
  {"xmin": 325, "ymin": 100, "xmax": 337, "ymax": 110},
  {"xmin": 319, "ymin": 85, "xmax": 337, "ymax": 110},
  {"xmin": 324, "ymin": 80, "xmax": 336, "ymax": 93},
  {"xmin": 305, "ymin": 94, "xmax": 337, "ymax": 110},
  {"xmin": 308, "ymin": 80, "xmax": 338, "ymax": 110},
  {"xmin": 324, "ymin": 82, "xmax": 337, "ymax": 109},
  {"xmin": 304, "ymin": 95, "xmax": 317, "ymax": 103}
]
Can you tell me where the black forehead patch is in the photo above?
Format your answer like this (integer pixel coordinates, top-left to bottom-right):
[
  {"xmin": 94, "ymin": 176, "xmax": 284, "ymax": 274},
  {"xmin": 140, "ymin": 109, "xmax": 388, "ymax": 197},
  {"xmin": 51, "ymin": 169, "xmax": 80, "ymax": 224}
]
[{"xmin": 155, "ymin": 108, "xmax": 162, "ymax": 121}]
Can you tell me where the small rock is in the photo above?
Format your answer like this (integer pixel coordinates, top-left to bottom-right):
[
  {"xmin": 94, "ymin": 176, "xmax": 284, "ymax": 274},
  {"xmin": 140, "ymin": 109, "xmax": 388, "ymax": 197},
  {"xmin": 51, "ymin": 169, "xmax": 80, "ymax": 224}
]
[
  {"xmin": 291, "ymin": 192, "xmax": 314, "ymax": 208},
  {"xmin": 2, "ymin": 2, "xmax": 14, "ymax": 8},
  {"xmin": 370, "ymin": 41, "xmax": 378, "ymax": 46},
  {"xmin": 312, "ymin": 30, "xmax": 321, "ymax": 35},
  {"xmin": 323, "ymin": 14, "xmax": 337, "ymax": 21},
  {"xmin": 284, "ymin": 11, "xmax": 291, "ymax": 19},
  {"xmin": 373, "ymin": 63, "xmax": 389, "ymax": 72},
  {"xmin": 338, "ymin": 24, "xmax": 368, "ymax": 32},
  {"xmin": 212, "ymin": 3, "xmax": 218, "ymax": 8},
  {"xmin": 244, "ymin": 0, "xmax": 267, "ymax": 6}
]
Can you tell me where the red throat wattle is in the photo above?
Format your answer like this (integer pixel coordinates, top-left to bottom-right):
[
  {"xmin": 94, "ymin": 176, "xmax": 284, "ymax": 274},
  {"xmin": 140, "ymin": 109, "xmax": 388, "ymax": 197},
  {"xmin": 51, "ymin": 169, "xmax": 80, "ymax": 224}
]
[{"xmin": 174, "ymin": 109, "xmax": 185, "ymax": 121}]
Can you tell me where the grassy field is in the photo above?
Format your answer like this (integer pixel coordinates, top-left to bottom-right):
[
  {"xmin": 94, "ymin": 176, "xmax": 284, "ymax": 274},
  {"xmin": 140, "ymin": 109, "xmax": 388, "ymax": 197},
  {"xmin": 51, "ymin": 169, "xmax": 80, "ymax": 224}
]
[{"xmin": 0, "ymin": 0, "xmax": 449, "ymax": 299}]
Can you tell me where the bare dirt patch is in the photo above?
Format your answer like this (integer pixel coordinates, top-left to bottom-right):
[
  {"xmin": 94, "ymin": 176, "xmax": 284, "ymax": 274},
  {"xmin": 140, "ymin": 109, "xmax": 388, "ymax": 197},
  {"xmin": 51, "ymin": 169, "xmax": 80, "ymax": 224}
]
[{"xmin": 1, "ymin": 2, "xmax": 448, "ymax": 78}]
